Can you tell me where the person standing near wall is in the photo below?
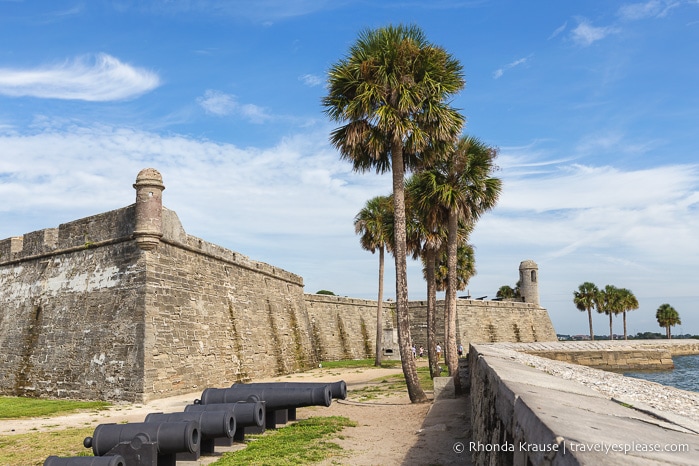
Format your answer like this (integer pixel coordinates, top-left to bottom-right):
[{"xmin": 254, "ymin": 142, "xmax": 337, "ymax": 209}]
[{"xmin": 436, "ymin": 342, "xmax": 442, "ymax": 361}]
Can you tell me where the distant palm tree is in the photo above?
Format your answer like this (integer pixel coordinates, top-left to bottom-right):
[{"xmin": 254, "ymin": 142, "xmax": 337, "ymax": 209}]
[
  {"xmin": 434, "ymin": 241, "xmax": 476, "ymax": 293},
  {"xmin": 497, "ymin": 285, "xmax": 517, "ymax": 300},
  {"xmin": 596, "ymin": 285, "xmax": 622, "ymax": 340},
  {"xmin": 573, "ymin": 282, "xmax": 599, "ymax": 341},
  {"xmin": 656, "ymin": 304, "xmax": 681, "ymax": 339},
  {"xmin": 354, "ymin": 195, "xmax": 393, "ymax": 367},
  {"xmin": 617, "ymin": 288, "xmax": 639, "ymax": 340},
  {"xmin": 324, "ymin": 24, "xmax": 465, "ymax": 403}
]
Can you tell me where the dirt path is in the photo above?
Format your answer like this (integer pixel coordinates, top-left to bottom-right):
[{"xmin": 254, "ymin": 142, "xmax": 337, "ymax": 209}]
[{"xmin": 1, "ymin": 363, "xmax": 472, "ymax": 465}]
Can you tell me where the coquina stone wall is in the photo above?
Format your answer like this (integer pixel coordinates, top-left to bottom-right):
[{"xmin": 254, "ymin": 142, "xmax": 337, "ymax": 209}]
[
  {"xmin": 0, "ymin": 168, "xmax": 558, "ymax": 402},
  {"xmin": 0, "ymin": 207, "xmax": 147, "ymax": 401},
  {"xmin": 409, "ymin": 300, "xmax": 557, "ymax": 350}
]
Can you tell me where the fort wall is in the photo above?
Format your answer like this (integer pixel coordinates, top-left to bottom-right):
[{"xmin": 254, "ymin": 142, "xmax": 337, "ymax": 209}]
[
  {"xmin": 409, "ymin": 300, "xmax": 557, "ymax": 349},
  {"xmin": 0, "ymin": 207, "xmax": 146, "ymax": 401}
]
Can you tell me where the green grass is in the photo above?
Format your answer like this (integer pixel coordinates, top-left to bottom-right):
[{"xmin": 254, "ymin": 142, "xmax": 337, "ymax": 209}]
[
  {"xmin": 212, "ymin": 416, "xmax": 356, "ymax": 465},
  {"xmin": 0, "ymin": 426, "xmax": 95, "ymax": 466},
  {"xmin": 319, "ymin": 358, "xmax": 401, "ymax": 369},
  {"xmin": 0, "ymin": 396, "xmax": 110, "ymax": 419}
]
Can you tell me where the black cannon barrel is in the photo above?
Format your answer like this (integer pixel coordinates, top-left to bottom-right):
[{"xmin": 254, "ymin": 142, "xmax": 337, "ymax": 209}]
[
  {"xmin": 184, "ymin": 401, "xmax": 265, "ymax": 428},
  {"xmin": 144, "ymin": 411, "xmax": 236, "ymax": 440},
  {"xmin": 84, "ymin": 421, "xmax": 199, "ymax": 457},
  {"xmin": 44, "ymin": 457, "xmax": 125, "ymax": 466},
  {"xmin": 231, "ymin": 381, "xmax": 347, "ymax": 400},
  {"xmin": 199, "ymin": 385, "xmax": 331, "ymax": 409}
]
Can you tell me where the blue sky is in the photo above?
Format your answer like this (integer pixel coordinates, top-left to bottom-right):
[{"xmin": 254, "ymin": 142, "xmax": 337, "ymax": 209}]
[{"xmin": 1, "ymin": 0, "xmax": 698, "ymax": 337}]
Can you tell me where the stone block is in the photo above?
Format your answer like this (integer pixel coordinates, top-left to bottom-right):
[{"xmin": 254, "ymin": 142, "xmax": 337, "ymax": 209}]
[{"xmin": 433, "ymin": 376, "xmax": 455, "ymax": 399}]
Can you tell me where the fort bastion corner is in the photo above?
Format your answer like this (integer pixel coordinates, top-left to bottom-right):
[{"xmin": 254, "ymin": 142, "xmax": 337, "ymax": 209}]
[{"xmin": 0, "ymin": 168, "xmax": 557, "ymax": 402}]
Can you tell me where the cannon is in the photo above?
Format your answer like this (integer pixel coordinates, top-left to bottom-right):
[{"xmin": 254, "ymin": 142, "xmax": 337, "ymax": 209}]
[
  {"xmin": 84, "ymin": 421, "xmax": 199, "ymax": 466},
  {"xmin": 144, "ymin": 410, "xmax": 235, "ymax": 457},
  {"xmin": 230, "ymin": 381, "xmax": 347, "ymax": 400},
  {"xmin": 196, "ymin": 384, "xmax": 332, "ymax": 429},
  {"xmin": 44, "ymin": 457, "xmax": 125, "ymax": 466},
  {"xmin": 198, "ymin": 384, "xmax": 331, "ymax": 409},
  {"xmin": 185, "ymin": 399, "xmax": 265, "ymax": 441}
]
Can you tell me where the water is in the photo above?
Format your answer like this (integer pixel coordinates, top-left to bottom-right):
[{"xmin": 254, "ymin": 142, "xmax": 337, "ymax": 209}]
[{"xmin": 624, "ymin": 354, "xmax": 699, "ymax": 393}]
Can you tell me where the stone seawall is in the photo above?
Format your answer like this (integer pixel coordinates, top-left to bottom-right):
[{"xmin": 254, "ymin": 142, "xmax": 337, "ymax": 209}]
[
  {"xmin": 468, "ymin": 343, "xmax": 699, "ymax": 465},
  {"xmin": 496, "ymin": 340, "xmax": 699, "ymax": 371}
]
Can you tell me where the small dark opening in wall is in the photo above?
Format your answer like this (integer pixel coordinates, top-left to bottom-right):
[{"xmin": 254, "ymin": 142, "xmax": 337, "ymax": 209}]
[{"xmin": 384, "ymin": 348, "xmax": 394, "ymax": 354}]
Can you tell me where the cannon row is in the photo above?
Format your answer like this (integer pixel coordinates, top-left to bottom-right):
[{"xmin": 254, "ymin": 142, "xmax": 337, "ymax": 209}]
[{"xmin": 43, "ymin": 380, "xmax": 346, "ymax": 466}]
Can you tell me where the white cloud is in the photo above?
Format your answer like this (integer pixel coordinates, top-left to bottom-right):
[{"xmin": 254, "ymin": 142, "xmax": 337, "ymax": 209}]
[
  {"xmin": 492, "ymin": 56, "xmax": 530, "ymax": 80},
  {"xmin": 618, "ymin": 0, "xmax": 680, "ymax": 20},
  {"xmin": 299, "ymin": 74, "xmax": 323, "ymax": 87},
  {"xmin": 197, "ymin": 89, "xmax": 272, "ymax": 123},
  {"xmin": 570, "ymin": 19, "xmax": 620, "ymax": 46},
  {"xmin": 0, "ymin": 53, "xmax": 160, "ymax": 101},
  {"xmin": 548, "ymin": 21, "xmax": 568, "ymax": 39}
]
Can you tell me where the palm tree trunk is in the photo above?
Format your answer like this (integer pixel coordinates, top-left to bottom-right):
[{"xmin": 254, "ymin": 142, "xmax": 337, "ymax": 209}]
[
  {"xmin": 623, "ymin": 311, "xmax": 627, "ymax": 340},
  {"xmin": 445, "ymin": 210, "xmax": 461, "ymax": 394},
  {"xmin": 587, "ymin": 309, "xmax": 595, "ymax": 341},
  {"xmin": 391, "ymin": 141, "xmax": 426, "ymax": 403},
  {"xmin": 609, "ymin": 313, "xmax": 613, "ymax": 341},
  {"xmin": 374, "ymin": 246, "xmax": 385, "ymax": 367},
  {"xmin": 425, "ymin": 248, "xmax": 439, "ymax": 378}
]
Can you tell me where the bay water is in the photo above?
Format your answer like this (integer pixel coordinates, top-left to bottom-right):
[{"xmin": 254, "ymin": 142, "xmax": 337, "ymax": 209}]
[{"xmin": 624, "ymin": 354, "xmax": 699, "ymax": 393}]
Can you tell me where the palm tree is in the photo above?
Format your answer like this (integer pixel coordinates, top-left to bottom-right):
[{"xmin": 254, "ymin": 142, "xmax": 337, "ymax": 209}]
[
  {"xmin": 573, "ymin": 282, "xmax": 599, "ymax": 341},
  {"xmin": 496, "ymin": 285, "xmax": 517, "ymax": 300},
  {"xmin": 596, "ymin": 285, "xmax": 622, "ymax": 340},
  {"xmin": 413, "ymin": 135, "xmax": 502, "ymax": 394},
  {"xmin": 656, "ymin": 304, "xmax": 681, "ymax": 339},
  {"xmin": 354, "ymin": 195, "xmax": 393, "ymax": 366},
  {"xmin": 617, "ymin": 288, "xmax": 639, "ymax": 340},
  {"xmin": 405, "ymin": 176, "xmax": 448, "ymax": 379},
  {"xmin": 323, "ymin": 24, "xmax": 465, "ymax": 403},
  {"xmin": 434, "ymin": 241, "xmax": 476, "ymax": 293}
]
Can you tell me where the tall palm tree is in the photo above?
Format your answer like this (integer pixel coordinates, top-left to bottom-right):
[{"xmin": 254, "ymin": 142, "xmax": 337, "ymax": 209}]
[
  {"xmin": 414, "ymin": 135, "xmax": 501, "ymax": 394},
  {"xmin": 573, "ymin": 282, "xmax": 599, "ymax": 341},
  {"xmin": 617, "ymin": 288, "xmax": 639, "ymax": 340},
  {"xmin": 405, "ymin": 176, "xmax": 448, "ymax": 379},
  {"xmin": 323, "ymin": 24, "xmax": 465, "ymax": 403},
  {"xmin": 354, "ymin": 195, "xmax": 393, "ymax": 366},
  {"xmin": 656, "ymin": 303, "xmax": 681, "ymax": 339}
]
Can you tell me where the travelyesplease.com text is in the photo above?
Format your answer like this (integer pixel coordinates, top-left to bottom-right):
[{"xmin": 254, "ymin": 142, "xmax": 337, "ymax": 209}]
[{"xmin": 468, "ymin": 441, "xmax": 689, "ymax": 455}]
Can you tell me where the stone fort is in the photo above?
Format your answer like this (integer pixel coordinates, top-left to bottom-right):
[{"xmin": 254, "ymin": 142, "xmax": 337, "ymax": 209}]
[{"xmin": 0, "ymin": 169, "xmax": 557, "ymax": 402}]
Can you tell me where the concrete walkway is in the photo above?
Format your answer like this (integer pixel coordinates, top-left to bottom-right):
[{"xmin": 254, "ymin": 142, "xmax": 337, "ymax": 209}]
[{"xmin": 402, "ymin": 392, "xmax": 473, "ymax": 465}]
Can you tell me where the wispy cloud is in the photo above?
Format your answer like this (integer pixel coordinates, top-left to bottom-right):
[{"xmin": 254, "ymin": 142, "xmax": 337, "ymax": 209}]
[
  {"xmin": 197, "ymin": 89, "xmax": 272, "ymax": 123},
  {"xmin": 548, "ymin": 21, "xmax": 568, "ymax": 39},
  {"xmin": 0, "ymin": 53, "xmax": 160, "ymax": 101},
  {"xmin": 299, "ymin": 74, "xmax": 323, "ymax": 87},
  {"xmin": 570, "ymin": 19, "xmax": 620, "ymax": 46},
  {"xmin": 492, "ymin": 56, "xmax": 531, "ymax": 79},
  {"xmin": 618, "ymin": 0, "xmax": 680, "ymax": 20}
]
